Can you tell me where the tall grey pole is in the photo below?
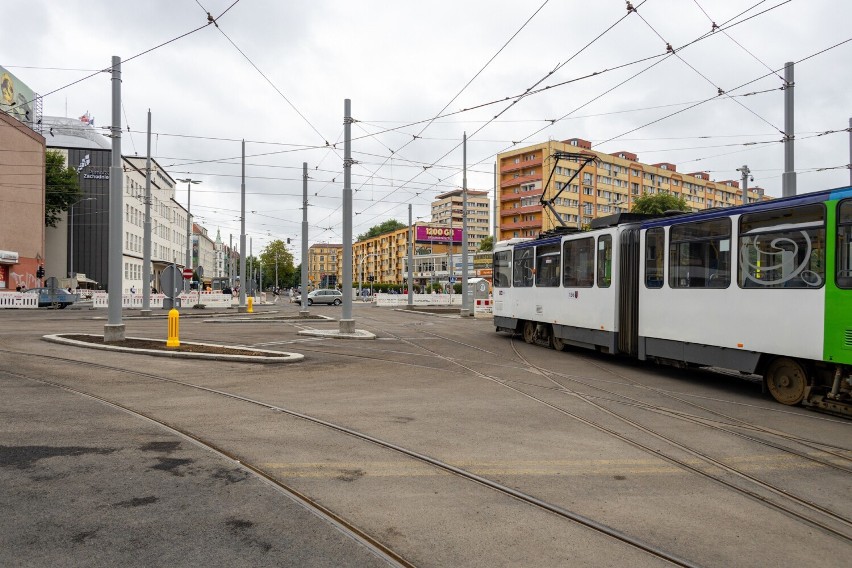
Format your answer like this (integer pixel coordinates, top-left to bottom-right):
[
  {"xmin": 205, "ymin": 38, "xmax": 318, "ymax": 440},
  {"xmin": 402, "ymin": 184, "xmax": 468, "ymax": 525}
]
[
  {"xmin": 104, "ymin": 55, "xmax": 124, "ymax": 342},
  {"xmin": 300, "ymin": 162, "xmax": 309, "ymax": 316},
  {"xmin": 229, "ymin": 233, "xmax": 233, "ymax": 288},
  {"xmin": 849, "ymin": 117, "xmax": 851, "ymax": 186},
  {"xmin": 407, "ymin": 203, "xmax": 413, "ymax": 306},
  {"xmin": 275, "ymin": 251, "xmax": 278, "ymax": 291},
  {"xmin": 259, "ymin": 255, "xmax": 263, "ymax": 300},
  {"xmin": 239, "ymin": 140, "xmax": 247, "ymax": 311},
  {"xmin": 493, "ymin": 162, "xmax": 498, "ymax": 243},
  {"xmin": 782, "ymin": 61, "xmax": 796, "ymax": 198},
  {"xmin": 340, "ymin": 99, "xmax": 354, "ymax": 333},
  {"xmin": 737, "ymin": 165, "xmax": 750, "ymax": 207},
  {"xmin": 141, "ymin": 109, "xmax": 153, "ymax": 315},
  {"xmin": 69, "ymin": 203, "xmax": 75, "ymax": 279},
  {"xmin": 461, "ymin": 132, "xmax": 471, "ymax": 317},
  {"xmin": 249, "ymin": 237, "xmax": 253, "ymax": 297},
  {"xmin": 185, "ymin": 182, "xmax": 192, "ymax": 288}
]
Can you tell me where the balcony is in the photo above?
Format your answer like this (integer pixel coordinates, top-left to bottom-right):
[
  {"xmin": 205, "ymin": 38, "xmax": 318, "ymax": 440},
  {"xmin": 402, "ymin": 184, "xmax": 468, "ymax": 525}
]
[
  {"xmin": 501, "ymin": 219, "xmax": 542, "ymax": 231},
  {"xmin": 500, "ymin": 156, "xmax": 542, "ymax": 174},
  {"xmin": 501, "ymin": 204, "xmax": 542, "ymax": 217},
  {"xmin": 501, "ymin": 173, "xmax": 540, "ymax": 188}
]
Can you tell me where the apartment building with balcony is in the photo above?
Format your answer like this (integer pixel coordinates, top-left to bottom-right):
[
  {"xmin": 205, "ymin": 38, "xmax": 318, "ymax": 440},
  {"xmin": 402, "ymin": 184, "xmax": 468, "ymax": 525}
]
[
  {"xmin": 496, "ymin": 138, "xmax": 769, "ymax": 241},
  {"xmin": 307, "ymin": 243, "xmax": 342, "ymax": 289},
  {"xmin": 430, "ymin": 188, "xmax": 490, "ymax": 252}
]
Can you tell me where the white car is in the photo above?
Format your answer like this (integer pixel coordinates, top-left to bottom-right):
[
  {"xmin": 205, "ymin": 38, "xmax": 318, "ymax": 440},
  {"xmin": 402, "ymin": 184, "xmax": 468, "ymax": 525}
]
[{"xmin": 296, "ymin": 289, "xmax": 343, "ymax": 306}]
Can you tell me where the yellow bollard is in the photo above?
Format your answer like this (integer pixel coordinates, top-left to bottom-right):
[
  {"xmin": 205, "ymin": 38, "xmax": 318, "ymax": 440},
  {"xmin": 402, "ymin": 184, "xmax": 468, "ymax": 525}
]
[
  {"xmin": 247, "ymin": 296, "xmax": 254, "ymax": 313},
  {"xmin": 166, "ymin": 308, "xmax": 180, "ymax": 347}
]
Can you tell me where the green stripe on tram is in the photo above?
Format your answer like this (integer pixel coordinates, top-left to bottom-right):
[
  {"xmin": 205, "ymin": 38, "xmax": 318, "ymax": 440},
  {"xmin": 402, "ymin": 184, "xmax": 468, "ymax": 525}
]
[{"xmin": 824, "ymin": 198, "xmax": 852, "ymax": 365}]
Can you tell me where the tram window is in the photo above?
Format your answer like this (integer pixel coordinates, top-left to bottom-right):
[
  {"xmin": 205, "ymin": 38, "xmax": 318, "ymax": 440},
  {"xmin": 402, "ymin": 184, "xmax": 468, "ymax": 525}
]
[
  {"xmin": 535, "ymin": 244, "xmax": 561, "ymax": 287},
  {"xmin": 597, "ymin": 235, "xmax": 612, "ymax": 288},
  {"xmin": 669, "ymin": 218, "xmax": 731, "ymax": 288},
  {"xmin": 512, "ymin": 247, "xmax": 534, "ymax": 287},
  {"xmin": 645, "ymin": 228, "xmax": 664, "ymax": 288},
  {"xmin": 738, "ymin": 203, "xmax": 825, "ymax": 289},
  {"xmin": 837, "ymin": 200, "xmax": 852, "ymax": 289},
  {"xmin": 563, "ymin": 237, "xmax": 594, "ymax": 288},
  {"xmin": 493, "ymin": 251, "xmax": 512, "ymax": 288}
]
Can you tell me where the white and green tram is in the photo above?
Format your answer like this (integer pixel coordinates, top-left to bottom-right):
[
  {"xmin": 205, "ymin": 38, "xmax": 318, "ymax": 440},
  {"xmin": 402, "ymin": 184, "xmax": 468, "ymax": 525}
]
[{"xmin": 493, "ymin": 186, "xmax": 852, "ymax": 416}]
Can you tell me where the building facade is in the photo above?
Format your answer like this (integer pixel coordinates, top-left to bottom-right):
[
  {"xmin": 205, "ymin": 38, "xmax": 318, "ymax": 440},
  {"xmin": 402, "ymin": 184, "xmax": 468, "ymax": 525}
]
[
  {"xmin": 307, "ymin": 243, "xmax": 342, "ymax": 289},
  {"xmin": 0, "ymin": 111, "xmax": 45, "ymax": 291},
  {"xmin": 430, "ymin": 189, "xmax": 490, "ymax": 252},
  {"xmin": 192, "ymin": 223, "xmax": 216, "ymax": 282},
  {"xmin": 496, "ymin": 138, "xmax": 768, "ymax": 241},
  {"xmin": 43, "ymin": 116, "xmax": 193, "ymax": 293}
]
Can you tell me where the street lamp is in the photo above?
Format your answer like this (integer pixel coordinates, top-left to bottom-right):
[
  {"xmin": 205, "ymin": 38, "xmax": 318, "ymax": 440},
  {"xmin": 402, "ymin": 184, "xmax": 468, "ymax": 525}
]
[
  {"xmin": 359, "ymin": 252, "xmax": 379, "ymax": 298},
  {"xmin": 69, "ymin": 197, "xmax": 96, "ymax": 281},
  {"xmin": 176, "ymin": 178, "xmax": 202, "ymax": 290}
]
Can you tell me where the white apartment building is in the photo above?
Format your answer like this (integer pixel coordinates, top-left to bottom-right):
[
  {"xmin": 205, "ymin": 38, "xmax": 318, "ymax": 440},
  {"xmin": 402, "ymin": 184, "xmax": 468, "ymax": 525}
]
[{"xmin": 430, "ymin": 189, "xmax": 490, "ymax": 252}]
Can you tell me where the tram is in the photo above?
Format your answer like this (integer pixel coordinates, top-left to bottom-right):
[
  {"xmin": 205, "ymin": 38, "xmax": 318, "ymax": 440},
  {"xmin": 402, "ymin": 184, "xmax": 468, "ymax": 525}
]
[{"xmin": 493, "ymin": 186, "xmax": 852, "ymax": 416}]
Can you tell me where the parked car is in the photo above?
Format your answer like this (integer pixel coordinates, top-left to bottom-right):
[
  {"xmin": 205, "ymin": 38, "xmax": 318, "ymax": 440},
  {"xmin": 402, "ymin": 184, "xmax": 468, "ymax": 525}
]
[
  {"xmin": 295, "ymin": 289, "xmax": 343, "ymax": 306},
  {"xmin": 23, "ymin": 287, "xmax": 78, "ymax": 308}
]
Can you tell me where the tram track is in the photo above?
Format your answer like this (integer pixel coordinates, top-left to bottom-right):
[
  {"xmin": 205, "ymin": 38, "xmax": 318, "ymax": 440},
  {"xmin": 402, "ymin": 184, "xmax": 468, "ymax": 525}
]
[
  {"xmin": 332, "ymin": 326, "xmax": 852, "ymax": 542},
  {"xmin": 503, "ymin": 337, "xmax": 852, "ymax": 541},
  {"xmin": 0, "ymin": 347, "xmax": 702, "ymax": 568}
]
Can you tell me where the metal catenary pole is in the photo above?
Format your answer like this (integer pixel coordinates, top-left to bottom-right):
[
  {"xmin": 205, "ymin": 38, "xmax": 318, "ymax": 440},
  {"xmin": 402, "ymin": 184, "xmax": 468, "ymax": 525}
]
[
  {"xmin": 849, "ymin": 117, "xmax": 851, "ymax": 186},
  {"xmin": 461, "ymin": 132, "xmax": 470, "ymax": 317},
  {"xmin": 493, "ymin": 162, "xmax": 498, "ymax": 244},
  {"xmin": 239, "ymin": 140, "xmax": 247, "ymax": 310},
  {"xmin": 141, "ymin": 109, "xmax": 152, "ymax": 315},
  {"xmin": 737, "ymin": 165, "xmax": 750, "ymax": 207},
  {"xmin": 249, "ymin": 237, "xmax": 253, "ymax": 297},
  {"xmin": 407, "ymin": 203, "xmax": 413, "ymax": 306},
  {"xmin": 340, "ymin": 99, "xmax": 354, "ymax": 333},
  {"xmin": 300, "ymin": 162, "xmax": 309, "ymax": 315},
  {"xmin": 229, "ymin": 233, "xmax": 234, "ymax": 288},
  {"xmin": 782, "ymin": 61, "xmax": 796, "ymax": 197},
  {"xmin": 105, "ymin": 55, "xmax": 125, "ymax": 342}
]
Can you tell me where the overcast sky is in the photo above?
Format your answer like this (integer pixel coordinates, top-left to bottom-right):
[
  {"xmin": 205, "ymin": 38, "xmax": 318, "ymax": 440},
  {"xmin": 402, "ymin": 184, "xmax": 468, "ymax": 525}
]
[{"xmin": 3, "ymin": 0, "xmax": 850, "ymax": 263}]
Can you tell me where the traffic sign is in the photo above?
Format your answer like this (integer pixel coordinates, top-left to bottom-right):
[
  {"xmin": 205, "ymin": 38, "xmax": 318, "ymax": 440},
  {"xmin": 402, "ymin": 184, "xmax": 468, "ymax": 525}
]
[
  {"xmin": 449, "ymin": 276, "xmax": 457, "ymax": 284},
  {"xmin": 182, "ymin": 268, "xmax": 194, "ymax": 279}
]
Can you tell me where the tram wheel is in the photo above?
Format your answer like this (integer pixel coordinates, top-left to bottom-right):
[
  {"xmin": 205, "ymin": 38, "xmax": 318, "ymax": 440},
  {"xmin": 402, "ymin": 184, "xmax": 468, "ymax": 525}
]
[
  {"xmin": 550, "ymin": 334, "xmax": 566, "ymax": 351},
  {"xmin": 522, "ymin": 321, "xmax": 536, "ymax": 344},
  {"xmin": 765, "ymin": 357, "xmax": 808, "ymax": 405}
]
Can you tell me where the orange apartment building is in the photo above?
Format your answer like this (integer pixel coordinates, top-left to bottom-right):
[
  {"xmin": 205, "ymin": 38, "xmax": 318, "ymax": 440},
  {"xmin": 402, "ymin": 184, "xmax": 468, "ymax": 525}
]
[
  {"xmin": 307, "ymin": 243, "xmax": 343, "ymax": 289},
  {"xmin": 496, "ymin": 138, "xmax": 768, "ymax": 241}
]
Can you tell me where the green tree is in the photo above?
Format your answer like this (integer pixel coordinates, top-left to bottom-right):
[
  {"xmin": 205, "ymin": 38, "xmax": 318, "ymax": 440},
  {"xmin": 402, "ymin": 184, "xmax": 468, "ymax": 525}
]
[
  {"xmin": 630, "ymin": 192, "xmax": 689, "ymax": 215},
  {"xmin": 357, "ymin": 219, "xmax": 406, "ymax": 241},
  {"xmin": 259, "ymin": 240, "xmax": 295, "ymax": 289},
  {"xmin": 478, "ymin": 235, "xmax": 494, "ymax": 251},
  {"xmin": 45, "ymin": 149, "xmax": 82, "ymax": 227}
]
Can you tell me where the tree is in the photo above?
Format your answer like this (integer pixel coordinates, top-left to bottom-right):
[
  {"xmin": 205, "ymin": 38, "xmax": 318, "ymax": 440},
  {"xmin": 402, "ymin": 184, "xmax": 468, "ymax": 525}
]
[
  {"xmin": 45, "ymin": 150, "xmax": 82, "ymax": 227},
  {"xmin": 259, "ymin": 240, "xmax": 295, "ymax": 289},
  {"xmin": 357, "ymin": 219, "xmax": 406, "ymax": 241},
  {"xmin": 630, "ymin": 192, "xmax": 689, "ymax": 215},
  {"xmin": 478, "ymin": 235, "xmax": 494, "ymax": 251}
]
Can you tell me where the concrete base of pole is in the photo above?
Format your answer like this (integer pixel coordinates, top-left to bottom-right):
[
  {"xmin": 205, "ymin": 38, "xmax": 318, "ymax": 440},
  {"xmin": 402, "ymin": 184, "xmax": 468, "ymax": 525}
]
[
  {"xmin": 140, "ymin": 310, "xmax": 152, "ymax": 317},
  {"xmin": 237, "ymin": 306, "xmax": 248, "ymax": 313},
  {"xmin": 339, "ymin": 319, "xmax": 355, "ymax": 334},
  {"xmin": 299, "ymin": 310, "xmax": 310, "ymax": 317},
  {"xmin": 103, "ymin": 324, "xmax": 126, "ymax": 343}
]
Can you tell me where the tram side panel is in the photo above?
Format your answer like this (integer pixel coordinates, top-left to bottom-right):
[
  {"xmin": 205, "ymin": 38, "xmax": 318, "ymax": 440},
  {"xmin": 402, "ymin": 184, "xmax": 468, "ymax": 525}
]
[{"xmin": 637, "ymin": 214, "xmax": 826, "ymax": 372}]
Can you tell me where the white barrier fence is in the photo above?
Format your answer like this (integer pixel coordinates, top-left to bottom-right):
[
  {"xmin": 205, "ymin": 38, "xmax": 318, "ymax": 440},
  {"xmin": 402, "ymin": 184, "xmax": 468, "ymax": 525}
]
[
  {"xmin": 0, "ymin": 293, "xmax": 39, "ymax": 309},
  {"xmin": 373, "ymin": 293, "xmax": 464, "ymax": 307},
  {"xmin": 90, "ymin": 291, "xmax": 244, "ymax": 309}
]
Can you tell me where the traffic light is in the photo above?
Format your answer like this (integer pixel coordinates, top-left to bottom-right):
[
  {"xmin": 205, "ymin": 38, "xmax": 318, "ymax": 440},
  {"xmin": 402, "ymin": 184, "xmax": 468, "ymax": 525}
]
[
  {"xmin": 36, "ymin": 265, "xmax": 45, "ymax": 279},
  {"xmin": 286, "ymin": 238, "xmax": 291, "ymax": 244}
]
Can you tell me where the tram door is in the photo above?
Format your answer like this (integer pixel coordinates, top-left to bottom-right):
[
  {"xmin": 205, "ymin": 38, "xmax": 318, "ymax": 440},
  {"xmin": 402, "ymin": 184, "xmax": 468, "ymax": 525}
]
[{"xmin": 617, "ymin": 228, "xmax": 640, "ymax": 356}]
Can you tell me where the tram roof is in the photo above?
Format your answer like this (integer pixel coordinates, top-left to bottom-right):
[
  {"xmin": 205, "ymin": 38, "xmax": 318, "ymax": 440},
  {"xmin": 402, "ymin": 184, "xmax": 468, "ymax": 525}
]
[{"xmin": 641, "ymin": 185, "xmax": 852, "ymax": 229}]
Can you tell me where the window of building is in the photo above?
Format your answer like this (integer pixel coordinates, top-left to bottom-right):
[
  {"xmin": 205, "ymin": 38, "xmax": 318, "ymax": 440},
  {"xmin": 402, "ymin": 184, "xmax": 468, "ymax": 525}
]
[
  {"xmin": 668, "ymin": 218, "xmax": 731, "ymax": 288},
  {"xmin": 535, "ymin": 244, "xmax": 560, "ymax": 287},
  {"xmin": 512, "ymin": 247, "xmax": 534, "ymax": 287},
  {"xmin": 739, "ymin": 204, "xmax": 826, "ymax": 289},
  {"xmin": 562, "ymin": 237, "xmax": 594, "ymax": 287},
  {"xmin": 597, "ymin": 235, "xmax": 612, "ymax": 287},
  {"xmin": 837, "ymin": 199, "xmax": 852, "ymax": 289},
  {"xmin": 583, "ymin": 186, "xmax": 593, "ymax": 195},
  {"xmin": 645, "ymin": 227, "xmax": 664, "ymax": 288}
]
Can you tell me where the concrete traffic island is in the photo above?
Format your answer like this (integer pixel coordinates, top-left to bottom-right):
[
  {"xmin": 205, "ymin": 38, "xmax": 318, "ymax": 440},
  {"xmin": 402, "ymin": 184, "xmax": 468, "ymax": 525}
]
[
  {"xmin": 297, "ymin": 327, "xmax": 376, "ymax": 340},
  {"xmin": 42, "ymin": 334, "xmax": 304, "ymax": 363}
]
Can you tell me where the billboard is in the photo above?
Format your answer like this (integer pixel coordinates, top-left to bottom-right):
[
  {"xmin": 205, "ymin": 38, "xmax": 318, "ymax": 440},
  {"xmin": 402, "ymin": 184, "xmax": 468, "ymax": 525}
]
[
  {"xmin": 416, "ymin": 225, "xmax": 463, "ymax": 244},
  {"xmin": 0, "ymin": 65, "xmax": 37, "ymax": 127}
]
